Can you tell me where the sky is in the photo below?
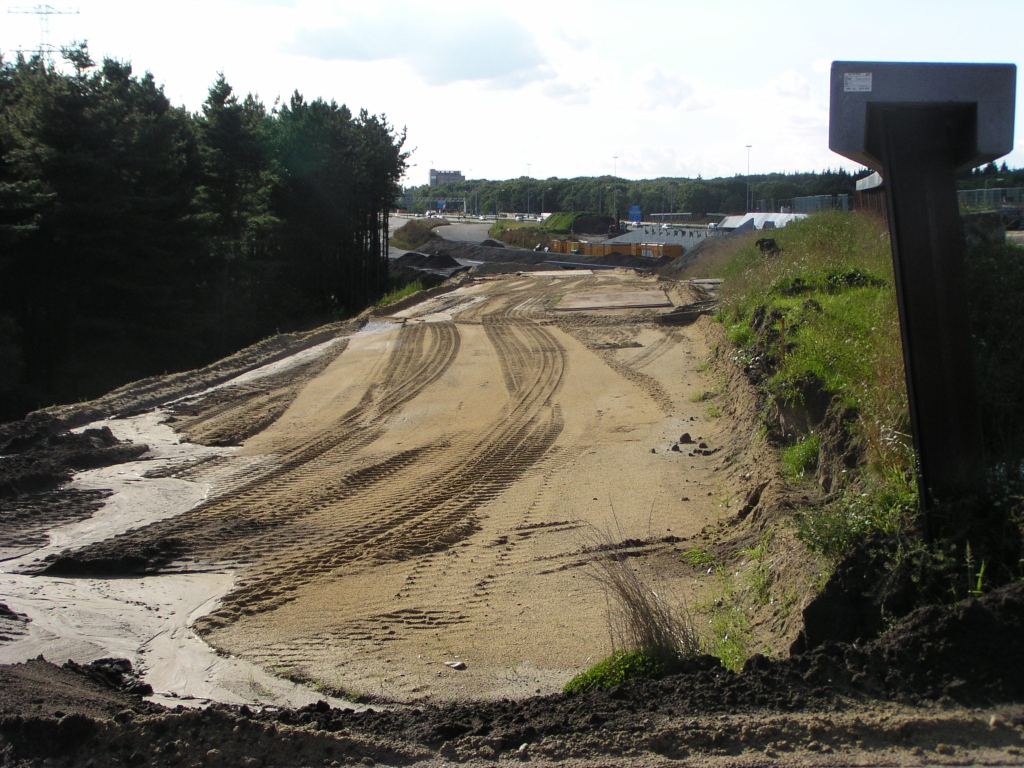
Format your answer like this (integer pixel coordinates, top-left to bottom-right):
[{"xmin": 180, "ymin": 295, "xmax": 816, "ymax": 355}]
[{"xmin": 3, "ymin": 0, "xmax": 1024, "ymax": 186}]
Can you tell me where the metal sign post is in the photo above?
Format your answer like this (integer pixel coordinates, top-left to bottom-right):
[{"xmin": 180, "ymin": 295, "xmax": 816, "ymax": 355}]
[{"xmin": 829, "ymin": 61, "xmax": 1016, "ymax": 524}]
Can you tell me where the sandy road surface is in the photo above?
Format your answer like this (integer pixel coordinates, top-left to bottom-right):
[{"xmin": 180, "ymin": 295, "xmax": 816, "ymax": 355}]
[
  {"xmin": 24, "ymin": 272, "xmax": 731, "ymax": 703},
  {"xmin": 432, "ymin": 219, "xmax": 492, "ymax": 243}
]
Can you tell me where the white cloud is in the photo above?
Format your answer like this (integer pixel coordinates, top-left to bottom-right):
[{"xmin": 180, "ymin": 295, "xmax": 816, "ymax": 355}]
[
  {"xmin": 285, "ymin": 6, "xmax": 552, "ymax": 89},
  {"xmin": 553, "ymin": 25, "xmax": 591, "ymax": 53},
  {"xmin": 811, "ymin": 58, "xmax": 832, "ymax": 74},
  {"xmin": 768, "ymin": 70, "xmax": 812, "ymax": 100},
  {"xmin": 632, "ymin": 66, "xmax": 710, "ymax": 112},
  {"xmin": 542, "ymin": 80, "xmax": 591, "ymax": 105}
]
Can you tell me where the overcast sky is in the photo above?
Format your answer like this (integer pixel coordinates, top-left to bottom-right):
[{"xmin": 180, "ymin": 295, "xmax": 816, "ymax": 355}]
[{"xmin": 4, "ymin": 0, "xmax": 1024, "ymax": 185}]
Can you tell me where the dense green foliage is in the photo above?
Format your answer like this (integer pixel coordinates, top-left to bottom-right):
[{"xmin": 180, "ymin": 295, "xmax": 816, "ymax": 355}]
[
  {"xmin": 712, "ymin": 212, "xmax": 1024, "ymax": 594},
  {"xmin": 406, "ymin": 170, "xmax": 867, "ymax": 218},
  {"xmin": 0, "ymin": 48, "xmax": 406, "ymax": 421},
  {"xmin": 958, "ymin": 160, "xmax": 1024, "ymax": 190}
]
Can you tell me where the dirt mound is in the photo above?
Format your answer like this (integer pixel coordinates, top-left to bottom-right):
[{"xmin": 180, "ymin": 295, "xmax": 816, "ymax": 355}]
[
  {"xmin": 4, "ymin": 583, "xmax": 1024, "ymax": 765},
  {"xmin": 0, "ymin": 657, "xmax": 158, "ymax": 720},
  {"xmin": 479, "ymin": 238, "xmax": 505, "ymax": 248},
  {"xmin": 388, "ymin": 262, "xmax": 450, "ymax": 288},
  {"xmin": 13, "ymin": 319, "xmax": 363, "ymax": 433},
  {"xmin": 0, "ymin": 421, "xmax": 148, "ymax": 499},
  {"xmin": 0, "ymin": 419, "xmax": 147, "ymax": 555},
  {"xmin": 393, "ymin": 252, "xmax": 462, "ymax": 271}
]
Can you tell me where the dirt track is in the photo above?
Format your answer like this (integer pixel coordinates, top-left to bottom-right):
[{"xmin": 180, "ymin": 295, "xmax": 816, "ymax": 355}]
[
  {"xmin": 6, "ymin": 270, "xmax": 1024, "ymax": 766},
  {"xmin": 31, "ymin": 272, "xmax": 737, "ymax": 702}
]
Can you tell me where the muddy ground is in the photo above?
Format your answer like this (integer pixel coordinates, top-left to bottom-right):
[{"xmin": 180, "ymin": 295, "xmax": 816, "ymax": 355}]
[{"xmin": 2, "ymin": 271, "xmax": 1024, "ymax": 766}]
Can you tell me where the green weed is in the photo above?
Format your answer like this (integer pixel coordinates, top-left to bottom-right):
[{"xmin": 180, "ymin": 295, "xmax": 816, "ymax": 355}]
[
  {"xmin": 563, "ymin": 648, "xmax": 678, "ymax": 692},
  {"xmin": 707, "ymin": 602, "xmax": 749, "ymax": 673},
  {"xmin": 742, "ymin": 533, "xmax": 774, "ymax": 607},
  {"xmin": 781, "ymin": 433, "xmax": 820, "ymax": 480},
  {"xmin": 683, "ymin": 547, "xmax": 717, "ymax": 567},
  {"xmin": 376, "ymin": 280, "xmax": 424, "ymax": 306}
]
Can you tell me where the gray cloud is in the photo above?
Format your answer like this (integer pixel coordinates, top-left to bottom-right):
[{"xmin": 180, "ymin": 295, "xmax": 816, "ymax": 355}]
[{"xmin": 286, "ymin": 6, "xmax": 552, "ymax": 89}]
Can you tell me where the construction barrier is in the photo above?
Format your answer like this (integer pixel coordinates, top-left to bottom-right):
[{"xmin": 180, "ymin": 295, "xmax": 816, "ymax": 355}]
[{"xmin": 548, "ymin": 240, "xmax": 684, "ymax": 259}]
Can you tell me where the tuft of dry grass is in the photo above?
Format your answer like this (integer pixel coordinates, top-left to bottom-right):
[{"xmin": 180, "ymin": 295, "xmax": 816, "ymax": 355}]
[{"xmin": 583, "ymin": 522, "xmax": 701, "ymax": 665}]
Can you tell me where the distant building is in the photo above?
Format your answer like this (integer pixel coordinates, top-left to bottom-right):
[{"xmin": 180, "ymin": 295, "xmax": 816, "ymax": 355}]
[
  {"xmin": 429, "ymin": 169, "xmax": 465, "ymax": 186},
  {"xmin": 716, "ymin": 212, "xmax": 808, "ymax": 231},
  {"xmin": 855, "ymin": 172, "xmax": 887, "ymax": 220}
]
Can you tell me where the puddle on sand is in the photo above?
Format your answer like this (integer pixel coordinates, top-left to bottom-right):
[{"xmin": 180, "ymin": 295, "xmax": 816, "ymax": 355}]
[{"xmin": 1, "ymin": 397, "xmax": 364, "ymax": 710}]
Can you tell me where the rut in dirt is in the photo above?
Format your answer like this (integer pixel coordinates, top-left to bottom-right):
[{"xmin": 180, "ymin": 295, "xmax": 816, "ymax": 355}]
[{"xmin": 35, "ymin": 297, "xmax": 574, "ymax": 643}]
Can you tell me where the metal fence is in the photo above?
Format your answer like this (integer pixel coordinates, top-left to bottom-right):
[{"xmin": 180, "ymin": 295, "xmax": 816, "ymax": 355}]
[
  {"xmin": 957, "ymin": 187, "xmax": 1024, "ymax": 210},
  {"xmin": 790, "ymin": 194, "xmax": 852, "ymax": 214}
]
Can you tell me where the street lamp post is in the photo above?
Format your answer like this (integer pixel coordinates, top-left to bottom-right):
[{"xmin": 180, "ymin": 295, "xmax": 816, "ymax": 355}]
[
  {"xmin": 614, "ymin": 156, "xmax": 618, "ymax": 177},
  {"xmin": 745, "ymin": 145, "xmax": 752, "ymax": 212}
]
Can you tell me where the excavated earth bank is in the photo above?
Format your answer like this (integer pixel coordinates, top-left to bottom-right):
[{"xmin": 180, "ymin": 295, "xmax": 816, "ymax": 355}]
[{"xmin": 2, "ymin": 272, "xmax": 1024, "ymax": 766}]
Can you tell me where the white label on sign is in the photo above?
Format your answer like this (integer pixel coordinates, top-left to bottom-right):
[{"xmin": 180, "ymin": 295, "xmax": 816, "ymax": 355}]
[{"xmin": 844, "ymin": 73, "xmax": 873, "ymax": 93}]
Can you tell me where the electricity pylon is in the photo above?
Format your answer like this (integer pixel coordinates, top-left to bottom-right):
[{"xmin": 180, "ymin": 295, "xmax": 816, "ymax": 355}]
[{"xmin": 6, "ymin": 4, "xmax": 79, "ymax": 65}]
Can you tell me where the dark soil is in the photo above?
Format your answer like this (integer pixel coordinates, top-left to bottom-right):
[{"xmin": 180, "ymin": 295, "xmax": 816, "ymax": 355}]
[
  {"xmin": 2, "ymin": 581, "xmax": 1024, "ymax": 766},
  {"xmin": 0, "ymin": 603, "xmax": 30, "ymax": 645},
  {"xmin": 0, "ymin": 421, "xmax": 148, "ymax": 499},
  {"xmin": 392, "ymin": 252, "xmax": 463, "ymax": 271},
  {"xmin": 0, "ymin": 488, "xmax": 112, "ymax": 555},
  {"xmin": 0, "ymin": 420, "xmax": 148, "ymax": 555},
  {"xmin": 11, "ymin": 319, "xmax": 363, "ymax": 434}
]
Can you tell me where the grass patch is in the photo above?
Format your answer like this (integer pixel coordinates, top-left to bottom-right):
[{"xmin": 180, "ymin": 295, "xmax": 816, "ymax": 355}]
[
  {"xmin": 541, "ymin": 211, "xmax": 613, "ymax": 234},
  {"xmin": 781, "ymin": 433, "xmax": 819, "ymax": 481},
  {"xmin": 742, "ymin": 533, "xmax": 774, "ymax": 607},
  {"xmin": 683, "ymin": 547, "xmax": 717, "ymax": 567},
  {"xmin": 488, "ymin": 219, "xmax": 550, "ymax": 249},
  {"xmin": 391, "ymin": 218, "xmax": 447, "ymax": 250},
  {"xmin": 708, "ymin": 603, "xmax": 749, "ymax": 672},
  {"xmin": 689, "ymin": 389, "xmax": 713, "ymax": 403},
  {"xmin": 795, "ymin": 470, "xmax": 917, "ymax": 564},
  {"xmin": 564, "ymin": 648, "xmax": 677, "ymax": 693},
  {"xmin": 376, "ymin": 280, "xmax": 424, "ymax": 307},
  {"xmin": 716, "ymin": 212, "xmax": 910, "ymax": 475}
]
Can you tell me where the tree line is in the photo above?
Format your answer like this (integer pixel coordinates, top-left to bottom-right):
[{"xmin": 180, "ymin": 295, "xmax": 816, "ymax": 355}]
[
  {"xmin": 405, "ymin": 169, "xmax": 871, "ymax": 218},
  {"xmin": 0, "ymin": 46, "xmax": 406, "ymax": 422}
]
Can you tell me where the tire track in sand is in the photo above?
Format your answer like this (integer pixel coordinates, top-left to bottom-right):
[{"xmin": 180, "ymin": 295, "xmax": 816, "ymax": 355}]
[
  {"xmin": 40, "ymin": 322, "xmax": 461, "ymax": 575},
  {"xmin": 196, "ymin": 297, "xmax": 569, "ymax": 631}
]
